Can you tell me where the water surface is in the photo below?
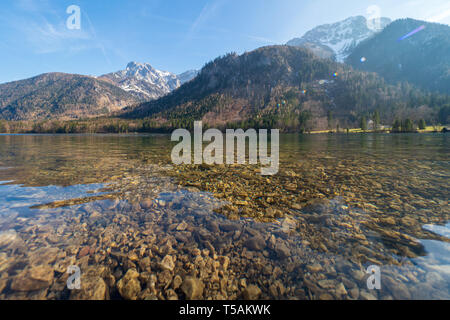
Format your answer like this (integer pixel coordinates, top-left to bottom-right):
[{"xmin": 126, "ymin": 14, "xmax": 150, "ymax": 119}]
[{"xmin": 0, "ymin": 133, "xmax": 448, "ymax": 300}]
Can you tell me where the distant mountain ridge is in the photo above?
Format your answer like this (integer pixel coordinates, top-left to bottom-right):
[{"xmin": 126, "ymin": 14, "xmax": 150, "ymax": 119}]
[
  {"xmin": 287, "ymin": 16, "xmax": 392, "ymax": 61},
  {"xmin": 0, "ymin": 73, "xmax": 137, "ymax": 121},
  {"xmin": 346, "ymin": 18, "xmax": 450, "ymax": 94},
  {"xmin": 0, "ymin": 62, "xmax": 199, "ymax": 121},
  {"xmin": 99, "ymin": 62, "xmax": 198, "ymax": 101},
  {"xmin": 178, "ymin": 70, "xmax": 200, "ymax": 85}
]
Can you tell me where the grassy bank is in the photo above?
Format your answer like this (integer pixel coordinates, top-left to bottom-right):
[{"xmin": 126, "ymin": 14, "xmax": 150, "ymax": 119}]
[{"xmin": 310, "ymin": 126, "xmax": 447, "ymax": 134}]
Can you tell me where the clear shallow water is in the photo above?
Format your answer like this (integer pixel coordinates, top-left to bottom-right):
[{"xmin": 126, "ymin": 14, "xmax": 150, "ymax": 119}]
[
  {"xmin": 0, "ymin": 133, "xmax": 448, "ymax": 300},
  {"xmin": 417, "ymin": 223, "xmax": 450, "ymax": 277},
  {"xmin": 0, "ymin": 182, "xmax": 107, "ymax": 216}
]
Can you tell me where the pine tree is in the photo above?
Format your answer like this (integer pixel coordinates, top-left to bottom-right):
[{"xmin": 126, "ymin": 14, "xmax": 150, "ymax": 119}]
[
  {"xmin": 438, "ymin": 105, "xmax": 450, "ymax": 124},
  {"xmin": 392, "ymin": 119, "xmax": 401, "ymax": 132},
  {"xmin": 360, "ymin": 116, "xmax": 367, "ymax": 131},
  {"xmin": 373, "ymin": 110, "xmax": 380, "ymax": 131},
  {"xmin": 402, "ymin": 119, "xmax": 414, "ymax": 132},
  {"xmin": 418, "ymin": 119, "xmax": 426, "ymax": 130}
]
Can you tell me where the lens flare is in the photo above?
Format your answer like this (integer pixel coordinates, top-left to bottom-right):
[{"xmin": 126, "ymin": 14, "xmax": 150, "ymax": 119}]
[{"xmin": 398, "ymin": 25, "xmax": 426, "ymax": 41}]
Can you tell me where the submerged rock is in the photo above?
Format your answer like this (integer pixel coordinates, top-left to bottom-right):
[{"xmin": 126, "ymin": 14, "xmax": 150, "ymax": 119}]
[
  {"xmin": 244, "ymin": 236, "xmax": 266, "ymax": 251},
  {"xmin": 383, "ymin": 276, "xmax": 411, "ymax": 300},
  {"xmin": 274, "ymin": 242, "xmax": 291, "ymax": 259},
  {"xmin": 181, "ymin": 277, "xmax": 204, "ymax": 300},
  {"xmin": 70, "ymin": 276, "xmax": 108, "ymax": 300},
  {"xmin": 117, "ymin": 269, "xmax": 141, "ymax": 300},
  {"xmin": 0, "ymin": 230, "xmax": 19, "ymax": 248},
  {"xmin": 29, "ymin": 247, "xmax": 60, "ymax": 266},
  {"xmin": 0, "ymin": 252, "xmax": 11, "ymax": 273},
  {"xmin": 77, "ymin": 246, "xmax": 91, "ymax": 259},
  {"xmin": 11, "ymin": 265, "xmax": 54, "ymax": 292},
  {"xmin": 160, "ymin": 255, "xmax": 175, "ymax": 271},
  {"xmin": 302, "ymin": 198, "xmax": 331, "ymax": 214},
  {"xmin": 172, "ymin": 275, "xmax": 183, "ymax": 290},
  {"xmin": 306, "ymin": 264, "xmax": 323, "ymax": 273},
  {"xmin": 0, "ymin": 278, "xmax": 8, "ymax": 293},
  {"xmin": 242, "ymin": 285, "xmax": 262, "ymax": 300},
  {"xmin": 70, "ymin": 266, "xmax": 110, "ymax": 300}
]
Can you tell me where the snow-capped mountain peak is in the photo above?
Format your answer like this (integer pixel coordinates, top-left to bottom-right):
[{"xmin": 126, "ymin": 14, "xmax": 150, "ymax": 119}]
[
  {"xmin": 287, "ymin": 16, "xmax": 392, "ymax": 62},
  {"xmin": 100, "ymin": 62, "xmax": 198, "ymax": 101}
]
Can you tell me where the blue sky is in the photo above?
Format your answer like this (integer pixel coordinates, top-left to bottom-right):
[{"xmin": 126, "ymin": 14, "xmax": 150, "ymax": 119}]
[{"xmin": 0, "ymin": 0, "xmax": 449, "ymax": 84}]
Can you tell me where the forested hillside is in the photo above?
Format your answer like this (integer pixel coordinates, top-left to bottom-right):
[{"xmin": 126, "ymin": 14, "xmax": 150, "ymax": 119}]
[
  {"xmin": 0, "ymin": 73, "xmax": 137, "ymax": 121},
  {"xmin": 122, "ymin": 46, "xmax": 449, "ymax": 132},
  {"xmin": 347, "ymin": 19, "xmax": 450, "ymax": 95}
]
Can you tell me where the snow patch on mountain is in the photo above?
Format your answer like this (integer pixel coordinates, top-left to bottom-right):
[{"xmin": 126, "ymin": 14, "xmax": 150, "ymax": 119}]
[
  {"xmin": 287, "ymin": 16, "xmax": 391, "ymax": 62},
  {"xmin": 100, "ymin": 62, "xmax": 198, "ymax": 101}
]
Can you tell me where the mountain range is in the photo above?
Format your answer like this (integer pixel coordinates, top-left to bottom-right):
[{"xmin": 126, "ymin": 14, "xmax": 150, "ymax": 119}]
[
  {"xmin": 287, "ymin": 16, "xmax": 392, "ymax": 61},
  {"xmin": 122, "ymin": 45, "xmax": 448, "ymax": 131},
  {"xmin": 0, "ymin": 63, "xmax": 198, "ymax": 121},
  {"xmin": 99, "ymin": 62, "xmax": 198, "ymax": 101}
]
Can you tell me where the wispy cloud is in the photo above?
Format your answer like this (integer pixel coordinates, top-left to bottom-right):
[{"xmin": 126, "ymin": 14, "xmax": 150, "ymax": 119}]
[
  {"xmin": 20, "ymin": 17, "xmax": 92, "ymax": 54},
  {"xmin": 81, "ymin": 10, "xmax": 111, "ymax": 66},
  {"xmin": 184, "ymin": 0, "xmax": 227, "ymax": 42},
  {"xmin": 1, "ymin": 0, "xmax": 101, "ymax": 55},
  {"xmin": 16, "ymin": 0, "xmax": 50, "ymax": 12}
]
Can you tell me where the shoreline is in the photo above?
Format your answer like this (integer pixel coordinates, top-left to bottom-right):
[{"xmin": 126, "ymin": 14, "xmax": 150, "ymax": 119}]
[
  {"xmin": 0, "ymin": 123, "xmax": 448, "ymax": 135},
  {"xmin": 0, "ymin": 129, "xmax": 447, "ymax": 135}
]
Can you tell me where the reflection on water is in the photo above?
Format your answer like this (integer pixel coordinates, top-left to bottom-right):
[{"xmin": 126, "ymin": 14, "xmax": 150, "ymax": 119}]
[
  {"xmin": 0, "ymin": 133, "xmax": 448, "ymax": 300},
  {"xmin": 423, "ymin": 224, "xmax": 450, "ymax": 239},
  {"xmin": 0, "ymin": 183, "xmax": 108, "ymax": 217},
  {"xmin": 417, "ymin": 223, "xmax": 450, "ymax": 278}
]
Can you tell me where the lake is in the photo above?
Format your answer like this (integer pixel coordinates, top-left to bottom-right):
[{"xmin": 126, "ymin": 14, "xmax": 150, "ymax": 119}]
[{"xmin": 0, "ymin": 133, "xmax": 448, "ymax": 300}]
